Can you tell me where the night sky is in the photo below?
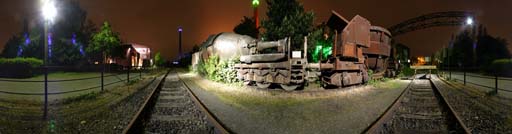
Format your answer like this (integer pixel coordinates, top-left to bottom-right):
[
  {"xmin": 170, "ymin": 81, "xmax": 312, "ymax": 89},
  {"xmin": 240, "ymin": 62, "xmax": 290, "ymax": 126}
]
[{"xmin": 1, "ymin": 0, "xmax": 511, "ymax": 60}]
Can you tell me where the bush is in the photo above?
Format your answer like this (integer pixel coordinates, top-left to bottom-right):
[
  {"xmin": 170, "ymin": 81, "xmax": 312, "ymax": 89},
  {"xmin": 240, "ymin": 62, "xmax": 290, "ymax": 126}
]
[
  {"xmin": 0, "ymin": 57, "xmax": 43, "ymax": 78},
  {"xmin": 398, "ymin": 66, "xmax": 414, "ymax": 77},
  {"xmin": 489, "ymin": 59, "xmax": 512, "ymax": 77},
  {"xmin": 196, "ymin": 55, "xmax": 239, "ymax": 84}
]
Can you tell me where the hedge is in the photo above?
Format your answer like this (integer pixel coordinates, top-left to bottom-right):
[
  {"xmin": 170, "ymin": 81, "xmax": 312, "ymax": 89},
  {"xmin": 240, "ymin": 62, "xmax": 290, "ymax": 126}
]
[
  {"xmin": 488, "ymin": 59, "xmax": 512, "ymax": 77},
  {"xmin": 0, "ymin": 58, "xmax": 43, "ymax": 78}
]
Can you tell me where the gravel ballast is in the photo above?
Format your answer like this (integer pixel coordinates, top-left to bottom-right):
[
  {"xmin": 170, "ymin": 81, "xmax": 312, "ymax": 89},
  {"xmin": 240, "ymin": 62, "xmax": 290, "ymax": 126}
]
[{"xmin": 179, "ymin": 71, "xmax": 410, "ymax": 133}]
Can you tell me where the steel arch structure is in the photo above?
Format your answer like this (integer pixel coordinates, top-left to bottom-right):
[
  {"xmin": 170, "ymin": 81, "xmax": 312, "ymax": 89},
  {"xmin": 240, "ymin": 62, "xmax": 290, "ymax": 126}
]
[{"xmin": 388, "ymin": 11, "xmax": 475, "ymax": 37}]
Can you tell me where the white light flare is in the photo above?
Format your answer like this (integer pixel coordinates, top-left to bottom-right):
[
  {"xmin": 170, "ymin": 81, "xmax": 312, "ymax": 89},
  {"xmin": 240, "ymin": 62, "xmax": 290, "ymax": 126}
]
[
  {"xmin": 41, "ymin": 0, "xmax": 57, "ymax": 22},
  {"xmin": 466, "ymin": 17, "xmax": 473, "ymax": 25}
]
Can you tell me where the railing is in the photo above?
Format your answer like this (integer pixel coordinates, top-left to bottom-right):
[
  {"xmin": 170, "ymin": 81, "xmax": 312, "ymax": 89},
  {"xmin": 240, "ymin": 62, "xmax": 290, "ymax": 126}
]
[
  {"xmin": 0, "ymin": 65, "xmax": 156, "ymax": 120},
  {"xmin": 439, "ymin": 70, "xmax": 512, "ymax": 94},
  {"xmin": 0, "ymin": 66, "xmax": 145, "ymax": 96}
]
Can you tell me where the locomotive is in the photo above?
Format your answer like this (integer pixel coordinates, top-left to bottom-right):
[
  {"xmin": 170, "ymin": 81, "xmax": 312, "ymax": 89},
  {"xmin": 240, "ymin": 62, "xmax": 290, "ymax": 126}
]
[
  {"xmin": 193, "ymin": 11, "xmax": 393, "ymax": 91},
  {"xmin": 234, "ymin": 37, "xmax": 308, "ymax": 91}
]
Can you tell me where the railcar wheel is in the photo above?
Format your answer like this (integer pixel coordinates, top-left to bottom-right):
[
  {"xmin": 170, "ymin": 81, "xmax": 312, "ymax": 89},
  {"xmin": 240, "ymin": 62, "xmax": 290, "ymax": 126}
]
[
  {"xmin": 243, "ymin": 81, "xmax": 252, "ymax": 86},
  {"xmin": 280, "ymin": 84, "xmax": 299, "ymax": 91},
  {"xmin": 256, "ymin": 82, "xmax": 271, "ymax": 89}
]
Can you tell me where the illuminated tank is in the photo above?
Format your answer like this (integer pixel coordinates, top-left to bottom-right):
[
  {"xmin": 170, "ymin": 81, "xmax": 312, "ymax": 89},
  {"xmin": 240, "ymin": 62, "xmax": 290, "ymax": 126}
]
[{"xmin": 191, "ymin": 32, "xmax": 255, "ymax": 69}]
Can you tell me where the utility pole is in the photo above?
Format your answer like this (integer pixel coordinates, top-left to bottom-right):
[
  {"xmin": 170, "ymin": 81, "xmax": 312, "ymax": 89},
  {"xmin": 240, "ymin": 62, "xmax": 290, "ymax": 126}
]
[
  {"xmin": 252, "ymin": 0, "xmax": 260, "ymax": 39},
  {"xmin": 178, "ymin": 26, "xmax": 183, "ymax": 59}
]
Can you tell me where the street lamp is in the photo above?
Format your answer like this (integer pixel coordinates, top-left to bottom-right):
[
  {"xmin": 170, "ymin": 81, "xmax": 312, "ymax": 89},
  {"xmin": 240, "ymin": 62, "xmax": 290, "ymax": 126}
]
[
  {"xmin": 466, "ymin": 17, "xmax": 474, "ymax": 26},
  {"xmin": 252, "ymin": 0, "xmax": 260, "ymax": 38},
  {"xmin": 41, "ymin": 0, "xmax": 57, "ymax": 120}
]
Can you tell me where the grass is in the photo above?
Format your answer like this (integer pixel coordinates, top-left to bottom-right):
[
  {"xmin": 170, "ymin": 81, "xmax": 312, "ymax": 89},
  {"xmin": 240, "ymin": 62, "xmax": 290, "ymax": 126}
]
[
  {"xmin": 179, "ymin": 71, "xmax": 320, "ymax": 112},
  {"xmin": 0, "ymin": 69, "xmax": 166, "ymax": 134},
  {"xmin": 368, "ymin": 77, "xmax": 401, "ymax": 89},
  {"xmin": 0, "ymin": 71, "xmax": 145, "ymax": 101}
]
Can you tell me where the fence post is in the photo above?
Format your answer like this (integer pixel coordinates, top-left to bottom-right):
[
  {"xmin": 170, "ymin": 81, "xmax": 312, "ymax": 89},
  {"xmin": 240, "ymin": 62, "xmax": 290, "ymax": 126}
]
[
  {"xmin": 495, "ymin": 74, "xmax": 498, "ymax": 95},
  {"xmin": 127, "ymin": 66, "xmax": 130, "ymax": 83},
  {"xmin": 449, "ymin": 67, "xmax": 452, "ymax": 80},
  {"xmin": 463, "ymin": 68, "xmax": 466, "ymax": 85},
  {"xmin": 101, "ymin": 62, "xmax": 104, "ymax": 91},
  {"xmin": 44, "ymin": 67, "xmax": 48, "ymax": 120}
]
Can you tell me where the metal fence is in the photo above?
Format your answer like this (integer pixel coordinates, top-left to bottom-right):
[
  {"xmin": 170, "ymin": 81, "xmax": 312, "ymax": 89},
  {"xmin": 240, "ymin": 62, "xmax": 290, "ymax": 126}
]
[
  {"xmin": 0, "ymin": 65, "xmax": 153, "ymax": 120},
  {"xmin": 439, "ymin": 70, "xmax": 512, "ymax": 94},
  {"xmin": 0, "ymin": 66, "xmax": 145, "ymax": 96}
]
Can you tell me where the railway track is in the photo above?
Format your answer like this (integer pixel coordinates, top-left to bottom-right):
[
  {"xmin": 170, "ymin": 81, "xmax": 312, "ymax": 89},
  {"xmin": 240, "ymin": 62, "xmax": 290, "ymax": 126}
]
[
  {"xmin": 123, "ymin": 70, "xmax": 229, "ymax": 134},
  {"xmin": 365, "ymin": 74, "xmax": 471, "ymax": 134}
]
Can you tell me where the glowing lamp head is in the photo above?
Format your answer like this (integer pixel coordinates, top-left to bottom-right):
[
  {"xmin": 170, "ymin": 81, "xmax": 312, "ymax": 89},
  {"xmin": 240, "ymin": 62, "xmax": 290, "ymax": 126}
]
[
  {"xmin": 41, "ymin": 0, "xmax": 57, "ymax": 22},
  {"xmin": 252, "ymin": 0, "xmax": 259, "ymax": 7},
  {"xmin": 466, "ymin": 17, "xmax": 473, "ymax": 25},
  {"xmin": 178, "ymin": 27, "xmax": 183, "ymax": 32}
]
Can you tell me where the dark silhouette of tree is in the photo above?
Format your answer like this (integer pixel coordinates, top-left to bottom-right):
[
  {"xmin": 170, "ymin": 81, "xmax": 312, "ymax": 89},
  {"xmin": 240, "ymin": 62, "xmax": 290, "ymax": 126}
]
[
  {"xmin": 443, "ymin": 25, "xmax": 511, "ymax": 73},
  {"xmin": 0, "ymin": 36, "xmax": 22, "ymax": 58},
  {"xmin": 233, "ymin": 16, "xmax": 258, "ymax": 38},
  {"xmin": 261, "ymin": 0, "xmax": 314, "ymax": 48}
]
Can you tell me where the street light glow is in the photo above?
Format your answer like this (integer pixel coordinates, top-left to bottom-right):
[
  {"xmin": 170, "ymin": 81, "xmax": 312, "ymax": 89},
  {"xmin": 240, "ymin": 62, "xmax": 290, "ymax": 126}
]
[
  {"xmin": 252, "ymin": 0, "xmax": 259, "ymax": 7},
  {"xmin": 466, "ymin": 17, "xmax": 473, "ymax": 25},
  {"xmin": 42, "ymin": 0, "xmax": 57, "ymax": 22}
]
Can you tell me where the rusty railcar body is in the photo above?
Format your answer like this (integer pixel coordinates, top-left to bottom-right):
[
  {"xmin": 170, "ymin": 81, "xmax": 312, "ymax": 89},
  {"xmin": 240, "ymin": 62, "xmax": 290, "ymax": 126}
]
[
  {"xmin": 364, "ymin": 26, "xmax": 393, "ymax": 79},
  {"xmin": 234, "ymin": 38, "xmax": 308, "ymax": 91},
  {"xmin": 317, "ymin": 11, "xmax": 372, "ymax": 87}
]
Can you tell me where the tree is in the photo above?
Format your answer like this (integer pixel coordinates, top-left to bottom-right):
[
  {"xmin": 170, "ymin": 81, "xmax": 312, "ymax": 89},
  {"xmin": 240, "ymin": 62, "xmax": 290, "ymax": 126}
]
[
  {"xmin": 0, "ymin": 36, "xmax": 22, "ymax": 58},
  {"xmin": 1, "ymin": 0, "xmax": 94, "ymax": 65},
  {"xmin": 233, "ymin": 16, "xmax": 259, "ymax": 38},
  {"xmin": 154, "ymin": 52, "xmax": 164, "ymax": 67},
  {"xmin": 261, "ymin": 0, "xmax": 314, "ymax": 49},
  {"xmin": 86, "ymin": 22, "xmax": 121, "ymax": 62}
]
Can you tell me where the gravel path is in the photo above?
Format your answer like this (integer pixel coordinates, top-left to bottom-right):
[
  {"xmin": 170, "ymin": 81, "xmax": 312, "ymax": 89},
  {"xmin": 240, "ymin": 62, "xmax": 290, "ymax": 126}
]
[
  {"xmin": 0, "ymin": 70, "xmax": 167, "ymax": 134},
  {"xmin": 431, "ymin": 75, "xmax": 512, "ymax": 133},
  {"xmin": 179, "ymin": 71, "xmax": 410, "ymax": 134}
]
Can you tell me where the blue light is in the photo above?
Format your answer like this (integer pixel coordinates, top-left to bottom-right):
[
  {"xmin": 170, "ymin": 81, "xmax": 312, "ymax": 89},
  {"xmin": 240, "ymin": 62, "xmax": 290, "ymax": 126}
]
[
  {"xmin": 48, "ymin": 34, "xmax": 52, "ymax": 58},
  {"xmin": 24, "ymin": 33, "xmax": 30, "ymax": 45},
  {"xmin": 72, "ymin": 34, "xmax": 77, "ymax": 45},
  {"xmin": 17, "ymin": 46, "xmax": 23, "ymax": 57},
  {"xmin": 178, "ymin": 26, "xmax": 182, "ymax": 32},
  {"xmin": 79, "ymin": 45, "xmax": 84, "ymax": 56}
]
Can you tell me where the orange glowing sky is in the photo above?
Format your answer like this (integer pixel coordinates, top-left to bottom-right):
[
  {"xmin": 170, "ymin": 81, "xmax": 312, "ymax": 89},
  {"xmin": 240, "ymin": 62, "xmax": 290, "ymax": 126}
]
[{"xmin": 1, "ymin": 0, "xmax": 511, "ymax": 60}]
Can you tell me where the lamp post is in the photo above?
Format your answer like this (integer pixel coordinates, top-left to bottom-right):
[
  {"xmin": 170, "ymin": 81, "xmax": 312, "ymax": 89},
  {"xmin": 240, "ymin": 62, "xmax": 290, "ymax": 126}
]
[
  {"xmin": 178, "ymin": 26, "xmax": 182, "ymax": 59},
  {"xmin": 41, "ymin": 0, "xmax": 57, "ymax": 120},
  {"xmin": 466, "ymin": 17, "xmax": 477, "ymax": 69}
]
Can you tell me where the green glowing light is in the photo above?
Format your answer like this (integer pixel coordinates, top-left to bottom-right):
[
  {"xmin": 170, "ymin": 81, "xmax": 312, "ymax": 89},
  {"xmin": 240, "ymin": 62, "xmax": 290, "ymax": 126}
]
[
  {"xmin": 252, "ymin": 0, "xmax": 259, "ymax": 7},
  {"xmin": 312, "ymin": 40, "xmax": 333, "ymax": 62}
]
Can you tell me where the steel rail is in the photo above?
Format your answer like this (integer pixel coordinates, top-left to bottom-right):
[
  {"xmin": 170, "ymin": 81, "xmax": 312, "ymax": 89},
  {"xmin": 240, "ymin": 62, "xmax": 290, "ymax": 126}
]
[
  {"xmin": 364, "ymin": 74, "xmax": 471, "ymax": 133},
  {"xmin": 177, "ymin": 70, "xmax": 231, "ymax": 134},
  {"xmin": 429, "ymin": 75, "xmax": 471, "ymax": 133},
  {"xmin": 122, "ymin": 70, "xmax": 169, "ymax": 134},
  {"xmin": 363, "ymin": 77, "xmax": 415, "ymax": 133}
]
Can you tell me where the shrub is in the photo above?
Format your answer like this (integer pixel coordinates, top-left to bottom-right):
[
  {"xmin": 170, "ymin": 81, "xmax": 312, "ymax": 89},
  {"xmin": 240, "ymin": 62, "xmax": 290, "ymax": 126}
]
[
  {"xmin": 0, "ymin": 57, "xmax": 43, "ymax": 78},
  {"xmin": 489, "ymin": 59, "xmax": 512, "ymax": 77},
  {"xmin": 196, "ymin": 55, "xmax": 239, "ymax": 84},
  {"xmin": 398, "ymin": 66, "xmax": 414, "ymax": 77}
]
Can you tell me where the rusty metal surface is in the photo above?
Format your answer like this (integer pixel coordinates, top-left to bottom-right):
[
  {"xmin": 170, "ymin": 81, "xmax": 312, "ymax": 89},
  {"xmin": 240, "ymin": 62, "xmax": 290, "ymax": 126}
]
[
  {"xmin": 321, "ymin": 11, "xmax": 373, "ymax": 87},
  {"xmin": 235, "ymin": 37, "xmax": 307, "ymax": 90},
  {"xmin": 364, "ymin": 26, "xmax": 392, "ymax": 57},
  {"xmin": 240, "ymin": 53, "xmax": 287, "ymax": 63}
]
